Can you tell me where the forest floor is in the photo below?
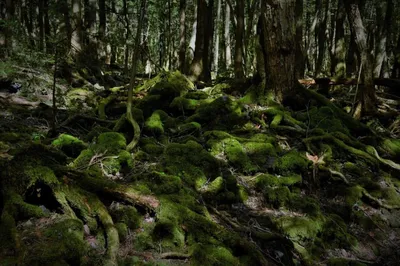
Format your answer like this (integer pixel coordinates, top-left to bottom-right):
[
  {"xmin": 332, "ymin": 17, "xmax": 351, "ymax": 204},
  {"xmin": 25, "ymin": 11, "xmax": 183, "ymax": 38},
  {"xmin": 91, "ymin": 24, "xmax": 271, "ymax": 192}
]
[{"xmin": 1, "ymin": 62, "xmax": 400, "ymax": 266}]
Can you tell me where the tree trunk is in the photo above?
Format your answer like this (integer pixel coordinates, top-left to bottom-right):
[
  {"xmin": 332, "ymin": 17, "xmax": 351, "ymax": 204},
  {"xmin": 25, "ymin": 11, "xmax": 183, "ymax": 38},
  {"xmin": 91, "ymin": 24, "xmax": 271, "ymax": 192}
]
[
  {"xmin": 179, "ymin": 0, "xmax": 187, "ymax": 73},
  {"xmin": 257, "ymin": 0, "xmax": 297, "ymax": 103},
  {"xmin": 189, "ymin": 0, "xmax": 207, "ymax": 82},
  {"xmin": 213, "ymin": 0, "xmax": 221, "ymax": 75},
  {"xmin": 392, "ymin": 34, "xmax": 400, "ymax": 79},
  {"xmin": 374, "ymin": 0, "xmax": 393, "ymax": 78},
  {"xmin": 44, "ymin": 0, "xmax": 51, "ymax": 52},
  {"xmin": 38, "ymin": 0, "xmax": 45, "ymax": 51},
  {"xmin": 62, "ymin": 0, "xmax": 72, "ymax": 53},
  {"xmin": 126, "ymin": 0, "xmax": 147, "ymax": 151},
  {"xmin": 71, "ymin": 0, "xmax": 83, "ymax": 55},
  {"xmin": 344, "ymin": 0, "xmax": 377, "ymax": 118},
  {"xmin": 314, "ymin": 0, "xmax": 329, "ymax": 77},
  {"xmin": 295, "ymin": 0, "xmax": 304, "ymax": 79},
  {"xmin": 234, "ymin": 0, "xmax": 245, "ymax": 79},
  {"xmin": 123, "ymin": 0, "xmax": 130, "ymax": 72},
  {"xmin": 2, "ymin": 0, "xmax": 15, "ymax": 57},
  {"xmin": 99, "ymin": 0, "xmax": 107, "ymax": 63},
  {"xmin": 332, "ymin": 0, "xmax": 346, "ymax": 79},
  {"xmin": 224, "ymin": 0, "xmax": 232, "ymax": 71}
]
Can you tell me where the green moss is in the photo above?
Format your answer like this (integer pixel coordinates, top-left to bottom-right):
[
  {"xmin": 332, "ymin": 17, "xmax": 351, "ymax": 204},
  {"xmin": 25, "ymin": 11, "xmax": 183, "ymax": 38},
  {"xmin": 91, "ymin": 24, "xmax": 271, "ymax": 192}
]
[
  {"xmin": 345, "ymin": 185, "xmax": 364, "ymax": 206},
  {"xmin": 327, "ymin": 258, "xmax": 366, "ymax": 266},
  {"xmin": 289, "ymin": 195, "xmax": 320, "ymax": 217},
  {"xmin": 164, "ymin": 140, "xmax": 220, "ymax": 190},
  {"xmin": 71, "ymin": 149, "xmax": 95, "ymax": 169},
  {"xmin": 185, "ymin": 91, "xmax": 209, "ymax": 99},
  {"xmin": 97, "ymin": 132, "xmax": 127, "ymax": 152},
  {"xmin": 270, "ymin": 114, "xmax": 283, "ymax": 128},
  {"xmin": 145, "ymin": 172, "xmax": 182, "ymax": 194},
  {"xmin": 153, "ymin": 219, "xmax": 185, "ymax": 249},
  {"xmin": 200, "ymin": 176, "xmax": 224, "ymax": 195},
  {"xmin": 298, "ymin": 106, "xmax": 350, "ymax": 134},
  {"xmin": 382, "ymin": 138, "xmax": 400, "ymax": 159},
  {"xmin": 52, "ymin": 134, "xmax": 87, "ymax": 157},
  {"xmin": 115, "ymin": 222, "xmax": 128, "ymax": 242},
  {"xmin": 191, "ymin": 244, "xmax": 239, "ymax": 266},
  {"xmin": 170, "ymin": 96, "xmax": 201, "ymax": 111},
  {"xmin": 145, "ymin": 110, "xmax": 166, "ymax": 135},
  {"xmin": 277, "ymin": 216, "xmax": 324, "ymax": 242},
  {"xmin": 189, "ymin": 96, "xmax": 245, "ymax": 129},
  {"xmin": 24, "ymin": 165, "xmax": 60, "ymax": 189},
  {"xmin": 321, "ymin": 214, "xmax": 358, "ymax": 249},
  {"xmin": 264, "ymin": 186, "xmax": 292, "ymax": 208},
  {"xmin": 256, "ymin": 174, "xmax": 302, "ymax": 188},
  {"xmin": 243, "ymin": 142, "xmax": 276, "ymax": 167},
  {"xmin": 275, "ymin": 150, "xmax": 309, "ymax": 174}
]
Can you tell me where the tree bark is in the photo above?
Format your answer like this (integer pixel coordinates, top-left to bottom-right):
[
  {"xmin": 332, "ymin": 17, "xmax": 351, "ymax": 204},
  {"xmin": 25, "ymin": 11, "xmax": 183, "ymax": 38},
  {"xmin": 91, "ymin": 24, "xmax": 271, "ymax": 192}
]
[
  {"xmin": 295, "ymin": 0, "xmax": 304, "ymax": 79},
  {"xmin": 213, "ymin": 0, "xmax": 221, "ymax": 75},
  {"xmin": 224, "ymin": 0, "xmax": 232, "ymax": 71},
  {"xmin": 44, "ymin": 0, "xmax": 51, "ymax": 52},
  {"xmin": 71, "ymin": 0, "xmax": 83, "ymax": 55},
  {"xmin": 344, "ymin": 0, "xmax": 377, "ymax": 118},
  {"xmin": 234, "ymin": 0, "xmax": 245, "ymax": 79},
  {"xmin": 257, "ymin": 0, "xmax": 297, "ymax": 103},
  {"xmin": 392, "ymin": 34, "xmax": 400, "ymax": 79},
  {"xmin": 374, "ymin": 0, "xmax": 393, "ymax": 78},
  {"xmin": 332, "ymin": 0, "xmax": 346, "ymax": 79},
  {"xmin": 38, "ymin": 0, "xmax": 45, "ymax": 51},
  {"xmin": 179, "ymin": 0, "xmax": 187, "ymax": 73},
  {"xmin": 314, "ymin": 0, "xmax": 329, "ymax": 77}
]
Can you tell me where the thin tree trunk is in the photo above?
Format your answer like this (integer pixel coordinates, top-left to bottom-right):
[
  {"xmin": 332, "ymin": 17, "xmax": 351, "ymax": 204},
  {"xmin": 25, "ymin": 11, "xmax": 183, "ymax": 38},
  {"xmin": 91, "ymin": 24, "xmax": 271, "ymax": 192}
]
[
  {"xmin": 126, "ymin": 0, "xmax": 147, "ymax": 152},
  {"xmin": 234, "ymin": 0, "xmax": 245, "ymax": 79},
  {"xmin": 44, "ymin": 0, "xmax": 51, "ymax": 52},
  {"xmin": 71, "ymin": 0, "xmax": 83, "ymax": 55},
  {"xmin": 38, "ymin": 0, "xmax": 45, "ymax": 51},
  {"xmin": 99, "ymin": 0, "xmax": 107, "ymax": 63},
  {"xmin": 315, "ymin": 0, "xmax": 329, "ymax": 76},
  {"xmin": 374, "ymin": 0, "xmax": 393, "ymax": 78},
  {"xmin": 344, "ymin": 0, "xmax": 377, "ymax": 118},
  {"xmin": 179, "ymin": 0, "xmax": 187, "ymax": 73},
  {"xmin": 123, "ymin": 0, "xmax": 130, "ymax": 71},
  {"xmin": 189, "ymin": 0, "xmax": 206, "ymax": 82},
  {"xmin": 213, "ymin": 0, "xmax": 221, "ymax": 75},
  {"xmin": 333, "ymin": 0, "xmax": 346, "ymax": 79},
  {"xmin": 224, "ymin": 0, "xmax": 232, "ymax": 70}
]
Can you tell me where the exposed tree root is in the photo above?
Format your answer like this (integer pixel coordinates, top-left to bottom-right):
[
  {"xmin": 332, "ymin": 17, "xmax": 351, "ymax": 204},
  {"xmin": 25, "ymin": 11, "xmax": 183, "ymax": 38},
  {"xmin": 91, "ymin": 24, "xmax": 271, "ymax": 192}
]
[
  {"xmin": 362, "ymin": 189, "xmax": 400, "ymax": 210},
  {"xmin": 159, "ymin": 252, "xmax": 191, "ymax": 259},
  {"xmin": 54, "ymin": 166, "xmax": 159, "ymax": 210}
]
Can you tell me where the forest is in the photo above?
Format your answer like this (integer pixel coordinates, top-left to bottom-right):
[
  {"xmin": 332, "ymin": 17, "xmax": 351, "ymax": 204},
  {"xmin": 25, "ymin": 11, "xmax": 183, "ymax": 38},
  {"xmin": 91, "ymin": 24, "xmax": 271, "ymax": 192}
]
[{"xmin": 1, "ymin": 0, "xmax": 400, "ymax": 265}]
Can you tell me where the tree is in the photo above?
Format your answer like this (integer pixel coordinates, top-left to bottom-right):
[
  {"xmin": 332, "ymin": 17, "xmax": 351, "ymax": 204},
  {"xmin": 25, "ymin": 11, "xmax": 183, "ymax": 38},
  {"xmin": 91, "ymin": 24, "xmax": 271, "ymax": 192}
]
[
  {"xmin": 234, "ymin": 0, "xmax": 245, "ymax": 79},
  {"xmin": 257, "ymin": 0, "xmax": 297, "ymax": 103},
  {"xmin": 189, "ymin": 0, "xmax": 214, "ymax": 82},
  {"xmin": 179, "ymin": 0, "xmax": 187, "ymax": 73},
  {"xmin": 344, "ymin": 0, "xmax": 377, "ymax": 118}
]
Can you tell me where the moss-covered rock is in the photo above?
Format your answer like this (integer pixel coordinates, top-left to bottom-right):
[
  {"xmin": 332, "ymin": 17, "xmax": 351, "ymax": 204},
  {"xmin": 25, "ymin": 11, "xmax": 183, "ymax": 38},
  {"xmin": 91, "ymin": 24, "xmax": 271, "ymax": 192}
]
[
  {"xmin": 275, "ymin": 150, "xmax": 309, "ymax": 174},
  {"xmin": 191, "ymin": 244, "xmax": 240, "ymax": 266},
  {"xmin": 52, "ymin": 134, "xmax": 87, "ymax": 158},
  {"xmin": 164, "ymin": 140, "xmax": 220, "ymax": 190}
]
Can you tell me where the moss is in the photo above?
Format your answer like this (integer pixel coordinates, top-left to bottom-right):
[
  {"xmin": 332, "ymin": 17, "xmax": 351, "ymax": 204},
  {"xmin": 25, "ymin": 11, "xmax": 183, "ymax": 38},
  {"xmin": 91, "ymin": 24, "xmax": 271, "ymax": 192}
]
[
  {"xmin": 298, "ymin": 106, "xmax": 350, "ymax": 134},
  {"xmin": 289, "ymin": 195, "xmax": 320, "ymax": 217},
  {"xmin": 52, "ymin": 134, "xmax": 87, "ymax": 158},
  {"xmin": 321, "ymin": 214, "xmax": 358, "ymax": 249},
  {"xmin": 185, "ymin": 91, "xmax": 209, "ymax": 99},
  {"xmin": 191, "ymin": 244, "xmax": 239, "ymax": 266},
  {"xmin": 145, "ymin": 172, "xmax": 182, "ymax": 194},
  {"xmin": 21, "ymin": 217, "xmax": 88, "ymax": 266},
  {"xmin": 153, "ymin": 219, "xmax": 185, "ymax": 249},
  {"xmin": 345, "ymin": 185, "xmax": 364, "ymax": 206},
  {"xmin": 200, "ymin": 176, "xmax": 224, "ymax": 195},
  {"xmin": 145, "ymin": 110, "xmax": 166, "ymax": 135},
  {"xmin": 382, "ymin": 138, "xmax": 400, "ymax": 159},
  {"xmin": 85, "ymin": 126, "xmax": 112, "ymax": 142},
  {"xmin": 0, "ymin": 212, "xmax": 17, "ymax": 251},
  {"xmin": 71, "ymin": 149, "xmax": 95, "ymax": 169},
  {"xmin": 270, "ymin": 114, "xmax": 283, "ymax": 128},
  {"xmin": 275, "ymin": 150, "xmax": 309, "ymax": 174},
  {"xmin": 189, "ymin": 96, "xmax": 245, "ymax": 129},
  {"xmin": 97, "ymin": 132, "xmax": 127, "ymax": 153},
  {"xmin": 170, "ymin": 96, "xmax": 201, "ymax": 111},
  {"xmin": 24, "ymin": 165, "xmax": 60, "ymax": 189},
  {"xmin": 256, "ymin": 174, "xmax": 302, "ymax": 188},
  {"xmin": 142, "ymin": 144, "xmax": 164, "ymax": 155},
  {"xmin": 115, "ymin": 222, "xmax": 128, "ymax": 242},
  {"xmin": 176, "ymin": 122, "xmax": 202, "ymax": 136},
  {"xmin": 264, "ymin": 186, "xmax": 292, "ymax": 208},
  {"xmin": 243, "ymin": 142, "xmax": 276, "ymax": 167},
  {"xmin": 277, "ymin": 216, "xmax": 324, "ymax": 242},
  {"xmin": 164, "ymin": 140, "xmax": 220, "ymax": 190},
  {"xmin": 327, "ymin": 258, "xmax": 366, "ymax": 266}
]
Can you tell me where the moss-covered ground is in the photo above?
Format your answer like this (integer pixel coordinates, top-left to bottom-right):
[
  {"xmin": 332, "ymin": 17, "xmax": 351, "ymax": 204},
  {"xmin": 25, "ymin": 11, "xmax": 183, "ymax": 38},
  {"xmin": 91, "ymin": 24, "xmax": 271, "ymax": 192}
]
[{"xmin": 1, "ymin": 70, "xmax": 400, "ymax": 265}]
